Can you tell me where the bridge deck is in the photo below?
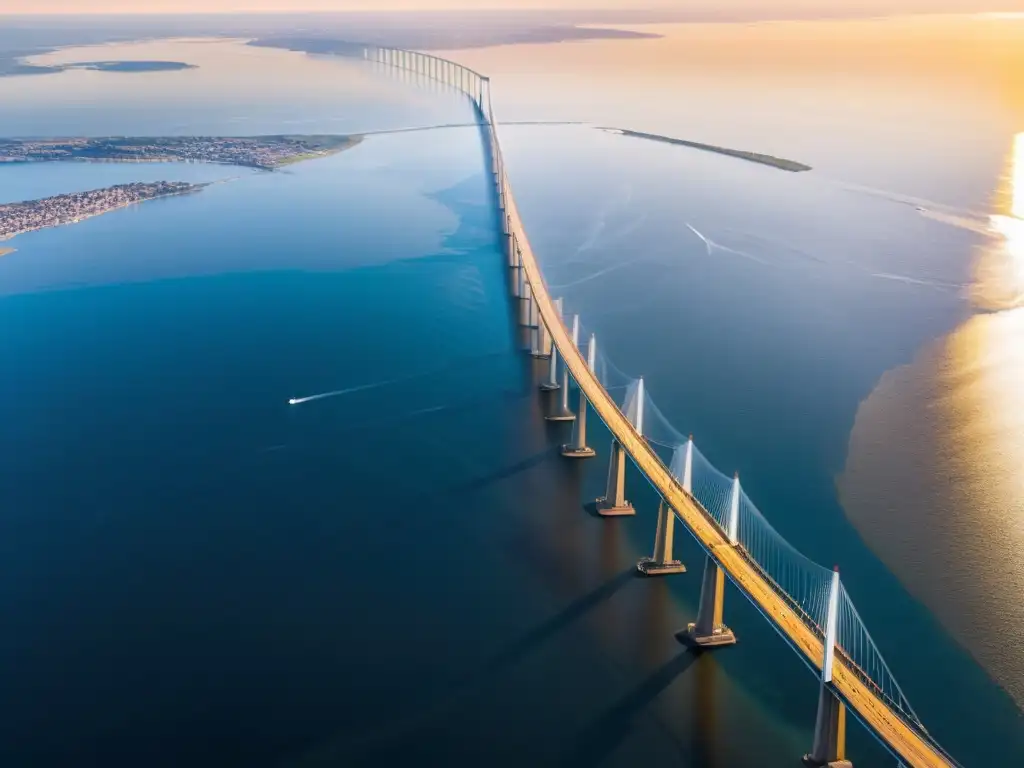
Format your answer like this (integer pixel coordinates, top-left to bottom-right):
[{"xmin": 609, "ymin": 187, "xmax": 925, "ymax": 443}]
[{"xmin": 495, "ymin": 141, "xmax": 954, "ymax": 768}]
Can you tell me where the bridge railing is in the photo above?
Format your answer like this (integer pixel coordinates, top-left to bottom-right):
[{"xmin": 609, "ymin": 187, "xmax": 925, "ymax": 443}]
[{"xmin": 364, "ymin": 44, "xmax": 961, "ymax": 768}]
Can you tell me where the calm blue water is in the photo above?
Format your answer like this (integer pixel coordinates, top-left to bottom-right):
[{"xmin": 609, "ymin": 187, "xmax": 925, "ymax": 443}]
[{"xmin": 1, "ymin": 40, "xmax": 1021, "ymax": 768}]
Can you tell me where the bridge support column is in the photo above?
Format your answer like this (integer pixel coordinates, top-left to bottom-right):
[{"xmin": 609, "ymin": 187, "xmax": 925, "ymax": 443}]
[
  {"xmin": 678, "ymin": 554, "xmax": 737, "ymax": 648},
  {"xmin": 519, "ymin": 282, "xmax": 532, "ymax": 327},
  {"xmin": 515, "ymin": 259, "xmax": 525, "ymax": 300},
  {"xmin": 528, "ymin": 286, "xmax": 539, "ymax": 328},
  {"xmin": 562, "ymin": 332, "xmax": 597, "ymax": 457},
  {"xmin": 638, "ymin": 500, "xmax": 686, "ymax": 575},
  {"xmin": 597, "ymin": 440, "xmax": 635, "ymax": 516},
  {"xmin": 548, "ymin": 315, "xmax": 578, "ymax": 422},
  {"xmin": 803, "ymin": 568, "xmax": 851, "ymax": 767},
  {"xmin": 803, "ymin": 685, "xmax": 852, "ymax": 768},
  {"xmin": 540, "ymin": 299, "xmax": 563, "ymax": 389},
  {"xmin": 531, "ymin": 320, "xmax": 550, "ymax": 359}
]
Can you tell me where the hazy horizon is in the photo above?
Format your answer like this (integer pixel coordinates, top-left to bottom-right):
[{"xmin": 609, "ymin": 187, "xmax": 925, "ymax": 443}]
[{"xmin": 5, "ymin": 0, "xmax": 1024, "ymax": 16}]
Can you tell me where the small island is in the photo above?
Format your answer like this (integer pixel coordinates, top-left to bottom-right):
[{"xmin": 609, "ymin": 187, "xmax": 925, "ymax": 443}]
[
  {"xmin": 0, "ymin": 182, "xmax": 203, "ymax": 241},
  {"xmin": 0, "ymin": 247, "xmax": 15, "ymax": 258},
  {"xmin": 63, "ymin": 60, "xmax": 197, "ymax": 73},
  {"xmin": 600, "ymin": 128, "xmax": 812, "ymax": 172},
  {"xmin": 0, "ymin": 135, "xmax": 363, "ymax": 170},
  {"xmin": 0, "ymin": 59, "xmax": 197, "ymax": 78}
]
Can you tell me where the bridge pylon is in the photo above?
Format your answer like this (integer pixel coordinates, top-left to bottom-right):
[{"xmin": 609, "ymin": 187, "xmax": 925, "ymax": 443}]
[
  {"xmin": 803, "ymin": 568, "xmax": 853, "ymax": 768},
  {"xmin": 562, "ymin": 332, "xmax": 597, "ymax": 457},
  {"xmin": 638, "ymin": 499, "xmax": 686, "ymax": 575},
  {"xmin": 547, "ymin": 313, "xmax": 578, "ymax": 422}
]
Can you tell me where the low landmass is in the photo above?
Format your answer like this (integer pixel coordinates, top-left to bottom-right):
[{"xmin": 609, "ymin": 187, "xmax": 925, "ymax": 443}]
[
  {"xmin": 0, "ymin": 247, "xmax": 15, "ymax": 258},
  {"xmin": 249, "ymin": 26, "xmax": 662, "ymax": 56},
  {"xmin": 0, "ymin": 59, "xmax": 196, "ymax": 77},
  {"xmin": 0, "ymin": 182, "xmax": 204, "ymax": 241},
  {"xmin": 0, "ymin": 135, "xmax": 362, "ymax": 170},
  {"xmin": 65, "ymin": 60, "xmax": 197, "ymax": 73},
  {"xmin": 600, "ymin": 128, "xmax": 812, "ymax": 172}
]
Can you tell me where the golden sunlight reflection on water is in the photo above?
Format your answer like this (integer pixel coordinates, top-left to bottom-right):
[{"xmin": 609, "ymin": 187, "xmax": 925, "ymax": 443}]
[
  {"xmin": 841, "ymin": 131, "xmax": 1024, "ymax": 707},
  {"xmin": 973, "ymin": 132, "xmax": 1024, "ymax": 311}
]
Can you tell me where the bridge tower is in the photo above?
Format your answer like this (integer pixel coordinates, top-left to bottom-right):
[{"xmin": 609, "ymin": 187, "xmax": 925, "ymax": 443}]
[
  {"xmin": 803, "ymin": 568, "xmax": 852, "ymax": 768},
  {"xmin": 561, "ymin": 330, "xmax": 597, "ymax": 457},
  {"xmin": 679, "ymin": 467, "xmax": 740, "ymax": 648},
  {"xmin": 597, "ymin": 376, "xmax": 645, "ymax": 517},
  {"xmin": 540, "ymin": 299, "xmax": 563, "ymax": 391},
  {"xmin": 547, "ymin": 313, "xmax": 577, "ymax": 422},
  {"xmin": 638, "ymin": 437, "xmax": 691, "ymax": 575}
]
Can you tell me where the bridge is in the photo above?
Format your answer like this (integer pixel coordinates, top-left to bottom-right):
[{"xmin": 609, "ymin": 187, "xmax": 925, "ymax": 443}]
[{"xmin": 363, "ymin": 45, "xmax": 960, "ymax": 768}]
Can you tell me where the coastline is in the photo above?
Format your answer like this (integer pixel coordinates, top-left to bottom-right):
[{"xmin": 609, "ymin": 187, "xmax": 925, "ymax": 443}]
[
  {"xmin": 1, "ymin": 183, "xmax": 206, "ymax": 243},
  {"xmin": 0, "ymin": 246, "xmax": 15, "ymax": 257},
  {"xmin": 599, "ymin": 127, "xmax": 812, "ymax": 172}
]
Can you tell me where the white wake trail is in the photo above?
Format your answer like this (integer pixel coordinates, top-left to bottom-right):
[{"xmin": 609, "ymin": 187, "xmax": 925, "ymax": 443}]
[
  {"xmin": 288, "ymin": 377, "xmax": 402, "ymax": 406},
  {"xmin": 686, "ymin": 223, "xmax": 714, "ymax": 255}
]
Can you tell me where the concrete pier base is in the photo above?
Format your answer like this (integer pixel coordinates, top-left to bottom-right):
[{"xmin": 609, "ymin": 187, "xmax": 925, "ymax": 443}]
[
  {"xmin": 676, "ymin": 623, "xmax": 738, "ymax": 648},
  {"xmin": 561, "ymin": 445, "xmax": 596, "ymax": 458},
  {"xmin": 597, "ymin": 500, "xmax": 636, "ymax": 517},
  {"xmin": 637, "ymin": 500, "xmax": 685, "ymax": 575},
  {"xmin": 539, "ymin": 380, "xmax": 560, "ymax": 391},
  {"xmin": 637, "ymin": 557, "xmax": 686, "ymax": 576},
  {"xmin": 546, "ymin": 410, "xmax": 576, "ymax": 422},
  {"xmin": 596, "ymin": 440, "xmax": 635, "ymax": 517}
]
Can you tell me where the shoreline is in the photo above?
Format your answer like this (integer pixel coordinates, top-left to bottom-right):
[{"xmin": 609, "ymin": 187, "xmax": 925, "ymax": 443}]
[
  {"xmin": 599, "ymin": 127, "xmax": 812, "ymax": 172},
  {"xmin": 0, "ymin": 134, "xmax": 364, "ymax": 171},
  {"xmin": 1, "ymin": 184, "xmax": 206, "ymax": 243}
]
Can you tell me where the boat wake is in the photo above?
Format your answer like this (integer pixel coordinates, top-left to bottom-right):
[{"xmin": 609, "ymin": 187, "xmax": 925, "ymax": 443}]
[
  {"xmin": 288, "ymin": 378, "xmax": 401, "ymax": 406},
  {"xmin": 686, "ymin": 222, "xmax": 771, "ymax": 266}
]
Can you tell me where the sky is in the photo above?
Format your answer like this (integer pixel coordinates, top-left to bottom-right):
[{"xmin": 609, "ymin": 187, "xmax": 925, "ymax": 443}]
[{"xmin": 5, "ymin": 0, "xmax": 1024, "ymax": 15}]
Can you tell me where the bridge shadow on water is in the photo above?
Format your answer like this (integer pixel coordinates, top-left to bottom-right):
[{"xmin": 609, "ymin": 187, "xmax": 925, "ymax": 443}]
[
  {"xmin": 443, "ymin": 444, "xmax": 560, "ymax": 497},
  {"xmin": 558, "ymin": 649, "xmax": 700, "ymax": 768},
  {"xmin": 287, "ymin": 568, "xmax": 637, "ymax": 766}
]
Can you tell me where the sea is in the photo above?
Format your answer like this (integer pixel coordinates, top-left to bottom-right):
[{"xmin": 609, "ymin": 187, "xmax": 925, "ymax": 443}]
[{"xmin": 0, "ymin": 21, "xmax": 1022, "ymax": 767}]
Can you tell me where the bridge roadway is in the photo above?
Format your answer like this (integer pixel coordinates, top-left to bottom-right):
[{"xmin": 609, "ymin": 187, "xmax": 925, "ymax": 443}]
[{"xmin": 490, "ymin": 134, "xmax": 954, "ymax": 768}]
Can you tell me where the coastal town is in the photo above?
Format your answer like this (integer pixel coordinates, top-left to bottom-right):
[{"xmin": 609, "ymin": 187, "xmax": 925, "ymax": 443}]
[
  {"xmin": 0, "ymin": 134, "xmax": 361, "ymax": 169},
  {"xmin": 0, "ymin": 181, "xmax": 202, "ymax": 241}
]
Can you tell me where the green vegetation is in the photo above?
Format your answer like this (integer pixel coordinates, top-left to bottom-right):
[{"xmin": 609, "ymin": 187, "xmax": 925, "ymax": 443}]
[{"xmin": 0, "ymin": 135, "xmax": 363, "ymax": 170}]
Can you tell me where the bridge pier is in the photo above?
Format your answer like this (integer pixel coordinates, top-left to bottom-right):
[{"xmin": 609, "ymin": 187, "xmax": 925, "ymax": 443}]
[
  {"xmin": 803, "ymin": 685, "xmax": 852, "ymax": 768},
  {"xmin": 541, "ymin": 299, "xmax": 563, "ymax": 389},
  {"xmin": 678, "ymin": 553, "xmax": 737, "ymax": 648},
  {"xmin": 562, "ymin": 332, "xmax": 597, "ymax": 457},
  {"xmin": 803, "ymin": 568, "xmax": 852, "ymax": 768},
  {"xmin": 528, "ymin": 285, "xmax": 540, "ymax": 328},
  {"xmin": 531, "ymin": 319, "xmax": 551, "ymax": 358},
  {"xmin": 638, "ymin": 500, "xmax": 686, "ymax": 575},
  {"xmin": 596, "ymin": 440, "xmax": 635, "ymax": 516},
  {"xmin": 519, "ymin": 282, "xmax": 532, "ymax": 327},
  {"xmin": 547, "ymin": 314, "xmax": 577, "ymax": 422}
]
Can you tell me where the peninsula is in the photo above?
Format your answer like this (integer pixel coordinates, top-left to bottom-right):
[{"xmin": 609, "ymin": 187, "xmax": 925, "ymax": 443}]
[
  {"xmin": 0, "ymin": 135, "xmax": 362, "ymax": 170},
  {"xmin": 0, "ymin": 182, "xmax": 203, "ymax": 241},
  {"xmin": 600, "ymin": 128, "xmax": 812, "ymax": 172}
]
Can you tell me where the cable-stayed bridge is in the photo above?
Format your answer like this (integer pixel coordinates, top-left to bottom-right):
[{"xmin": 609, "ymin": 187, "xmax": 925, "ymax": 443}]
[{"xmin": 363, "ymin": 45, "xmax": 960, "ymax": 768}]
